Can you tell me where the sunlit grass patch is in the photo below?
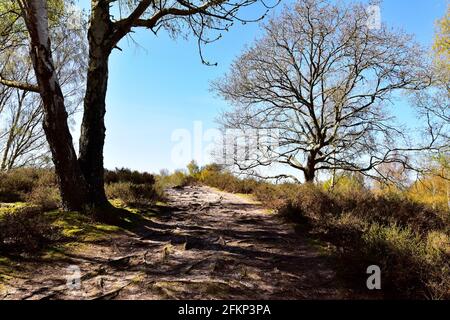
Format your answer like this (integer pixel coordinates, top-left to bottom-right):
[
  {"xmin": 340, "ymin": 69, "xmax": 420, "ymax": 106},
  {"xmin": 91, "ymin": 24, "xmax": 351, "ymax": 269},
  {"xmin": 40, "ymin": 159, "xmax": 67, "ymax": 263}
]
[
  {"xmin": 234, "ymin": 193, "xmax": 260, "ymax": 204},
  {"xmin": 41, "ymin": 246, "xmax": 68, "ymax": 261},
  {"xmin": 0, "ymin": 202, "xmax": 30, "ymax": 216}
]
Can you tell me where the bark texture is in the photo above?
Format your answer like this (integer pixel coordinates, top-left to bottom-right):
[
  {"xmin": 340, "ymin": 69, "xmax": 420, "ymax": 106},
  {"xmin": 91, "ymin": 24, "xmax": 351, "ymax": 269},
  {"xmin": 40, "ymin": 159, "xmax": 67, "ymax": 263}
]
[
  {"xmin": 78, "ymin": 1, "xmax": 113, "ymax": 208},
  {"xmin": 18, "ymin": 0, "xmax": 88, "ymax": 211}
]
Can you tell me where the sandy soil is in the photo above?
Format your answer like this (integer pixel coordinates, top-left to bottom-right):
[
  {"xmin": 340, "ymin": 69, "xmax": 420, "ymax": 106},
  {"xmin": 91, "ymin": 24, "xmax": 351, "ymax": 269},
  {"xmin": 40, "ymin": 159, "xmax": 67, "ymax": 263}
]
[{"xmin": 1, "ymin": 186, "xmax": 358, "ymax": 300}]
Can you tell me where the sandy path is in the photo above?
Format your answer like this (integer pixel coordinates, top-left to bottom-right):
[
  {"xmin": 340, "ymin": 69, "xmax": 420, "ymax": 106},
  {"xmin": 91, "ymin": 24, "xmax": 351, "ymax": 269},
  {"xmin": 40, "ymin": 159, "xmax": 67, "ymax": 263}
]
[{"xmin": 2, "ymin": 186, "xmax": 354, "ymax": 299}]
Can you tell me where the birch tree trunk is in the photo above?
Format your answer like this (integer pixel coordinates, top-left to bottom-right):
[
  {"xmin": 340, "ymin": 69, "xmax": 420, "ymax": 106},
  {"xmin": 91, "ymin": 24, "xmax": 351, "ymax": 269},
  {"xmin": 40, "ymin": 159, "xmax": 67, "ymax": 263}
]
[{"xmin": 18, "ymin": 0, "xmax": 88, "ymax": 211}]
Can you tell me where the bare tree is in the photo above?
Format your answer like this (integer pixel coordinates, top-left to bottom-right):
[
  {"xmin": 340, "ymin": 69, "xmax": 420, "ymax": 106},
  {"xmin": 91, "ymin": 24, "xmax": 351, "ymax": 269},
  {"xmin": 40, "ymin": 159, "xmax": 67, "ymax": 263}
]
[
  {"xmin": 213, "ymin": 0, "xmax": 434, "ymax": 183},
  {"xmin": 1, "ymin": 0, "xmax": 275, "ymax": 212},
  {"xmin": 0, "ymin": 88, "xmax": 48, "ymax": 171}
]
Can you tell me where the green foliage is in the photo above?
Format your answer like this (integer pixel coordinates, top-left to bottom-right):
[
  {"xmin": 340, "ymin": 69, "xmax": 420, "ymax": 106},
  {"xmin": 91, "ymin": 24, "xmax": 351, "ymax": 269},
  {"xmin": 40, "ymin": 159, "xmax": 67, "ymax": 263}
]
[
  {"xmin": 156, "ymin": 169, "xmax": 195, "ymax": 188},
  {"xmin": 187, "ymin": 160, "xmax": 200, "ymax": 177},
  {"xmin": 104, "ymin": 168, "xmax": 163, "ymax": 206},
  {"xmin": 322, "ymin": 172, "xmax": 366, "ymax": 195},
  {"xmin": 196, "ymin": 163, "xmax": 260, "ymax": 194}
]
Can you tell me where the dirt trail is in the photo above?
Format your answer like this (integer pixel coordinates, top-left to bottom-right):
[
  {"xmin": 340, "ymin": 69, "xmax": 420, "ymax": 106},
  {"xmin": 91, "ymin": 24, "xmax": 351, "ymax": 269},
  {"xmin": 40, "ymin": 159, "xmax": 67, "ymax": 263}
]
[{"xmin": 2, "ymin": 186, "xmax": 356, "ymax": 300}]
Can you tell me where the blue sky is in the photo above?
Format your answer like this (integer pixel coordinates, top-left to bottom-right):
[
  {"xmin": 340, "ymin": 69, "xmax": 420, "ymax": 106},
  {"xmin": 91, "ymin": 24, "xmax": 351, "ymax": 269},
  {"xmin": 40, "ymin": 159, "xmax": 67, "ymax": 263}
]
[{"xmin": 74, "ymin": 0, "xmax": 448, "ymax": 173}]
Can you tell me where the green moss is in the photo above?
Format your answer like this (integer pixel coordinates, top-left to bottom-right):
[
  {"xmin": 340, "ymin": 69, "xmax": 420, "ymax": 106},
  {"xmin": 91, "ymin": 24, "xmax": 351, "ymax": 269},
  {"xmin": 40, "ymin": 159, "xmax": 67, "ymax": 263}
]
[
  {"xmin": 0, "ymin": 202, "xmax": 30, "ymax": 217},
  {"xmin": 94, "ymin": 224, "xmax": 120, "ymax": 232},
  {"xmin": 45, "ymin": 210, "xmax": 124, "ymax": 242},
  {"xmin": 41, "ymin": 246, "xmax": 67, "ymax": 261},
  {"xmin": 131, "ymin": 273, "xmax": 146, "ymax": 284},
  {"xmin": 109, "ymin": 199, "xmax": 125, "ymax": 208}
]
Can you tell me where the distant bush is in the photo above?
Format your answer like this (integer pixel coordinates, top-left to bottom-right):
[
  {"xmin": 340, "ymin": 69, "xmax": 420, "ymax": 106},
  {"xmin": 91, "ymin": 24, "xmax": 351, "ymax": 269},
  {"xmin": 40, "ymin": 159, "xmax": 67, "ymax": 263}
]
[
  {"xmin": 26, "ymin": 170, "xmax": 60, "ymax": 210},
  {"xmin": 0, "ymin": 168, "xmax": 37, "ymax": 202},
  {"xmin": 0, "ymin": 168, "xmax": 58, "ymax": 204},
  {"xmin": 27, "ymin": 185, "xmax": 60, "ymax": 211},
  {"xmin": 156, "ymin": 169, "xmax": 196, "ymax": 188},
  {"xmin": 104, "ymin": 168, "xmax": 155, "ymax": 185},
  {"xmin": 105, "ymin": 182, "xmax": 161, "ymax": 206},
  {"xmin": 104, "ymin": 168, "xmax": 164, "ymax": 206},
  {"xmin": 195, "ymin": 164, "xmax": 261, "ymax": 194}
]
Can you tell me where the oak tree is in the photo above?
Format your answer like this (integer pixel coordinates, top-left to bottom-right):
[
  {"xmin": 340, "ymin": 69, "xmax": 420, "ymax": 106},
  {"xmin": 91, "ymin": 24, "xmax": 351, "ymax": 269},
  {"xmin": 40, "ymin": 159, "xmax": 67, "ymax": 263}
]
[{"xmin": 214, "ymin": 0, "xmax": 433, "ymax": 182}]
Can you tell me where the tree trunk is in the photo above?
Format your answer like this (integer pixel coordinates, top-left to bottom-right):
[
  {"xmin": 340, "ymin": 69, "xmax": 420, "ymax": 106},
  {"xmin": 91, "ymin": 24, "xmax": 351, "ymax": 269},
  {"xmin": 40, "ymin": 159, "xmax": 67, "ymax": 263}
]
[
  {"xmin": 304, "ymin": 153, "xmax": 316, "ymax": 183},
  {"xmin": 78, "ymin": 2, "xmax": 113, "ymax": 209},
  {"xmin": 19, "ymin": 0, "xmax": 88, "ymax": 211}
]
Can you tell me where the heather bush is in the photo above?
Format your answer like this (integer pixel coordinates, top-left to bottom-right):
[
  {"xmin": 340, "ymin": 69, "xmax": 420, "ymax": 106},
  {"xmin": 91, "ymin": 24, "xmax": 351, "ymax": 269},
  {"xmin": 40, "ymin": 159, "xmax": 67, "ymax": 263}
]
[
  {"xmin": 0, "ymin": 206, "xmax": 59, "ymax": 253},
  {"xmin": 156, "ymin": 169, "xmax": 196, "ymax": 188},
  {"xmin": 197, "ymin": 167, "xmax": 450, "ymax": 298},
  {"xmin": 0, "ymin": 168, "xmax": 57, "ymax": 203},
  {"xmin": 27, "ymin": 185, "xmax": 60, "ymax": 210},
  {"xmin": 105, "ymin": 182, "xmax": 161, "ymax": 206},
  {"xmin": 0, "ymin": 168, "xmax": 38, "ymax": 202},
  {"xmin": 26, "ymin": 170, "xmax": 60, "ymax": 210},
  {"xmin": 104, "ymin": 167, "xmax": 155, "ymax": 185},
  {"xmin": 104, "ymin": 168, "xmax": 165, "ymax": 206}
]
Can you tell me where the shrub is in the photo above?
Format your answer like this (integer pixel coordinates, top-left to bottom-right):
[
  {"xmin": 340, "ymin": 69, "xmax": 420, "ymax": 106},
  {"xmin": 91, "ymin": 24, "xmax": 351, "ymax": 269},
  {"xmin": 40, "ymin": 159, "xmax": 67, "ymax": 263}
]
[
  {"xmin": 197, "ymin": 164, "xmax": 260, "ymax": 194},
  {"xmin": 105, "ymin": 182, "xmax": 160, "ymax": 206},
  {"xmin": 156, "ymin": 169, "xmax": 195, "ymax": 188},
  {"xmin": 26, "ymin": 170, "xmax": 60, "ymax": 210},
  {"xmin": 0, "ymin": 206, "xmax": 59, "ymax": 253},
  {"xmin": 0, "ymin": 168, "xmax": 37, "ymax": 202},
  {"xmin": 0, "ymin": 168, "xmax": 56, "ymax": 203},
  {"xmin": 104, "ymin": 168, "xmax": 164, "ymax": 206},
  {"xmin": 27, "ymin": 185, "xmax": 60, "ymax": 211},
  {"xmin": 360, "ymin": 223, "xmax": 450, "ymax": 298},
  {"xmin": 104, "ymin": 168, "xmax": 155, "ymax": 185}
]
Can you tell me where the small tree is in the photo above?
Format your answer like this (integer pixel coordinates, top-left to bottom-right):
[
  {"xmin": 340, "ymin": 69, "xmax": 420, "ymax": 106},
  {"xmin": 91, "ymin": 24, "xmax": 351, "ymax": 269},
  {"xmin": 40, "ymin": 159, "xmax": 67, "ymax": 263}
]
[
  {"xmin": 214, "ymin": 0, "xmax": 432, "ymax": 182},
  {"xmin": 187, "ymin": 160, "xmax": 200, "ymax": 176}
]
